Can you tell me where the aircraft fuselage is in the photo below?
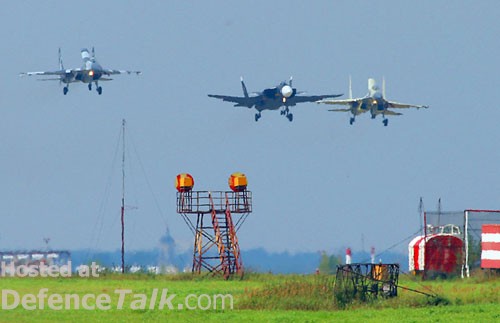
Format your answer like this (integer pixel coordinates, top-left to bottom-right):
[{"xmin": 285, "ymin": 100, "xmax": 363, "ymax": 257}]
[
  {"xmin": 255, "ymin": 97, "xmax": 294, "ymax": 111},
  {"xmin": 349, "ymin": 89, "xmax": 387, "ymax": 118},
  {"xmin": 75, "ymin": 61, "xmax": 104, "ymax": 84},
  {"xmin": 255, "ymin": 85, "xmax": 297, "ymax": 111}
]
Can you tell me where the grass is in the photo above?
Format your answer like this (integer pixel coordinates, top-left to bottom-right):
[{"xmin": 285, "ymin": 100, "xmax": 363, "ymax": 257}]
[{"xmin": 0, "ymin": 272, "xmax": 497, "ymax": 322}]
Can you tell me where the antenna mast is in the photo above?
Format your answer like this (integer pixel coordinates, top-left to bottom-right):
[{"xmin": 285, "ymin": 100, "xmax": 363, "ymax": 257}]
[
  {"xmin": 437, "ymin": 197, "xmax": 442, "ymax": 227},
  {"xmin": 419, "ymin": 197, "xmax": 424, "ymax": 235},
  {"xmin": 121, "ymin": 119, "xmax": 126, "ymax": 273}
]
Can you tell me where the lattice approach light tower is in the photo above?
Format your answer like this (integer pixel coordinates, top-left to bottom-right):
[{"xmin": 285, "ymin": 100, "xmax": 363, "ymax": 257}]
[{"xmin": 176, "ymin": 173, "xmax": 252, "ymax": 279}]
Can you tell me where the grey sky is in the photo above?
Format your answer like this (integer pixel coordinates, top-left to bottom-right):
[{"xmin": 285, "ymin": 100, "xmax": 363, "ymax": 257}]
[{"xmin": 1, "ymin": 1, "xmax": 499, "ymax": 256}]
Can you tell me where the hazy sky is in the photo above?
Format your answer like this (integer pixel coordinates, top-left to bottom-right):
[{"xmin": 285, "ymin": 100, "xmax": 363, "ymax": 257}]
[{"xmin": 1, "ymin": 1, "xmax": 499, "ymax": 257}]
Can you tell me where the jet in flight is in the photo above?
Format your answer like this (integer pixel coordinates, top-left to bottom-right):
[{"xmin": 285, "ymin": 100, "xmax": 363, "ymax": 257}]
[
  {"xmin": 316, "ymin": 77, "xmax": 428, "ymax": 126},
  {"xmin": 20, "ymin": 48, "xmax": 141, "ymax": 95},
  {"xmin": 208, "ymin": 77, "xmax": 342, "ymax": 122}
]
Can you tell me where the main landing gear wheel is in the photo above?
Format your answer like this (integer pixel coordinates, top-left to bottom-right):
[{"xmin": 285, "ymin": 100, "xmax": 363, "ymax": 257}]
[
  {"xmin": 383, "ymin": 119, "xmax": 389, "ymax": 127},
  {"xmin": 63, "ymin": 87, "xmax": 68, "ymax": 95},
  {"xmin": 349, "ymin": 117, "xmax": 355, "ymax": 125},
  {"xmin": 281, "ymin": 107, "xmax": 290, "ymax": 116},
  {"xmin": 88, "ymin": 83, "xmax": 92, "ymax": 91},
  {"xmin": 255, "ymin": 113, "xmax": 261, "ymax": 122},
  {"xmin": 97, "ymin": 86, "xmax": 102, "ymax": 95},
  {"xmin": 287, "ymin": 113, "xmax": 293, "ymax": 122}
]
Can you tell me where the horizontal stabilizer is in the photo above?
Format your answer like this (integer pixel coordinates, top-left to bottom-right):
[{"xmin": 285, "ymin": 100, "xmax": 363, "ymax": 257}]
[{"xmin": 384, "ymin": 110, "xmax": 403, "ymax": 116}]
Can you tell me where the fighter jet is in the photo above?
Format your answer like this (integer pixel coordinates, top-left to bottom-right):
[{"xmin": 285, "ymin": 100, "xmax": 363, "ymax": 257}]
[
  {"xmin": 208, "ymin": 77, "xmax": 342, "ymax": 122},
  {"xmin": 20, "ymin": 47, "xmax": 141, "ymax": 95},
  {"xmin": 316, "ymin": 77, "xmax": 428, "ymax": 126}
]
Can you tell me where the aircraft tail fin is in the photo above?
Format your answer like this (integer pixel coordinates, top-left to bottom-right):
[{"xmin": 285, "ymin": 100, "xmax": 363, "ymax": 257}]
[
  {"xmin": 382, "ymin": 76, "xmax": 386, "ymax": 98},
  {"xmin": 348, "ymin": 75, "xmax": 352, "ymax": 99},
  {"xmin": 240, "ymin": 76, "xmax": 249, "ymax": 98},
  {"xmin": 58, "ymin": 48, "xmax": 64, "ymax": 70}
]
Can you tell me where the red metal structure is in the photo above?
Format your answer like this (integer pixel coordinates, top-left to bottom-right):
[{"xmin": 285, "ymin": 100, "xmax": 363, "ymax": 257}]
[
  {"xmin": 176, "ymin": 174, "xmax": 251, "ymax": 279},
  {"xmin": 409, "ymin": 232, "xmax": 463, "ymax": 277},
  {"xmin": 411, "ymin": 207, "xmax": 500, "ymax": 278}
]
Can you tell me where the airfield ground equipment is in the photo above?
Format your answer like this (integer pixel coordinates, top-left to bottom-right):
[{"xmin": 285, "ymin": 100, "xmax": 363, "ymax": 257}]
[
  {"xmin": 334, "ymin": 263, "xmax": 399, "ymax": 305},
  {"xmin": 176, "ymin": 173, "xmax": 251, "ymax": 279},
  {"xmin": 410, "ymin": 208, "xmax": 500, "ymax": 278}
]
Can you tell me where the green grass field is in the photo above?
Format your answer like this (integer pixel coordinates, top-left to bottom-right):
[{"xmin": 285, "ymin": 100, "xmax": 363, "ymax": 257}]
[{"xmin": 0, "ymin": 272, "xmax": 498, "ymax": 322}]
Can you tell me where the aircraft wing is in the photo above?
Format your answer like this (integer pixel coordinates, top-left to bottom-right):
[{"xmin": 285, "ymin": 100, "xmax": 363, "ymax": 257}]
[
  {"xmin": 21, "ymin": 70, "xmax": 68, "ymax": 77},
  {"xmin": 291, "ymin": 94, "xmax": 342, "ymax": 104},
  {"xmin": 387, "ymin": 100, "xmax": 428, "ymax": 109},
  {"xmin": 208, "ymin": 94, "xmax": 259, "ymax": 108},
  {"xmin": 316, "ymin": 98, "xmax": 359, "ymax": 106},
  {"xmin": 103, "ymin": 69, "xmax": 141, "ymax": 76},
  {"xmin": 20, "ymin": 68, "xmax": 83, "ymax": 77}
]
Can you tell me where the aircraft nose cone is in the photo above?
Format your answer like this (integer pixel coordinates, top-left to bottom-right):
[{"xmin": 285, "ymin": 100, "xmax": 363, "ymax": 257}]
[{"xmin": 281, "ymin": 85, "xmax": 293, "ymax": 98}]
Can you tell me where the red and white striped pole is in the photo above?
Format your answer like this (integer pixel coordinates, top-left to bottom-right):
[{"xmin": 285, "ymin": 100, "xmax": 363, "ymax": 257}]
[{"xmin": 346, "ymin": 247, "xmax": 352, "ymax": 265}]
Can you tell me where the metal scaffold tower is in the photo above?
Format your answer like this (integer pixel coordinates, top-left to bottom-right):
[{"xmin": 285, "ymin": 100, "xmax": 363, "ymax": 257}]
[{"xmin": 176, "ymin": 173, "xmax": 252, "ymax": 279}]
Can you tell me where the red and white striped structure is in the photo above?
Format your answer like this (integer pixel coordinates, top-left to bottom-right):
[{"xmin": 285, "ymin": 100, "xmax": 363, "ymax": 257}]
[
  {"xmin": 481, "ymin": 224, "xmax": 500, "ymax": 269},
  {"xmin": 345, "ymin": 248, "xmax": 352, "ymax": 265},
  {"xmin": 409, "ymin": 234, "xmax": 463, "ymax": 274},
  {"xmin": 409, "ymin": 235, "xmax": 426, "ymax": 272}
]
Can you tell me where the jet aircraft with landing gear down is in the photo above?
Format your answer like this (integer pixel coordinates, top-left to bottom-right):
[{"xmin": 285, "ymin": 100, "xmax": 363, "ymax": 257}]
[
  {"xmin": 20, "ymin": 48, "xmax": 141, "ymax": 95},
  {"xmin": 208, "ymin": 77, "xmax": 342, "ymax": 122},
  {"xmin": 316, "ymin": 77, "xmax": 428, "ymax": 126}
]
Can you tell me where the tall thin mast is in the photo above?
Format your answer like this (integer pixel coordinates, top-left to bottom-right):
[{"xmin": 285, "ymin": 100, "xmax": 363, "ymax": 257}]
[{"xmin": 121, "ymin": 119, "xmax": 126, "ymax": 273}]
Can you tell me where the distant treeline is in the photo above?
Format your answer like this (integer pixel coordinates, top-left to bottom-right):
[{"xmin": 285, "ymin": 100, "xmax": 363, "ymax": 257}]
[{"xmin": 70, "ymin": 248, "xmax": 407, "ymax": 274}]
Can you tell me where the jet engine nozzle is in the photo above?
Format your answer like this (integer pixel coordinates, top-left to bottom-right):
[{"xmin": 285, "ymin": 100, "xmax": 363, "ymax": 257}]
[{"xmin": 281, "ymin": 85, "xmax": 293, "ymax": 98}]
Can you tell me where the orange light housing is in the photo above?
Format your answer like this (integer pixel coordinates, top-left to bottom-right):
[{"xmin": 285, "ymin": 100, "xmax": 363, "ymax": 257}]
[
  {"xmin": 228, "ymin": 172, "xmax": 247, "ymax": 192},
  {"xmin": 175, "ymin": 173, "xmax": 194, "ymax": 192}
]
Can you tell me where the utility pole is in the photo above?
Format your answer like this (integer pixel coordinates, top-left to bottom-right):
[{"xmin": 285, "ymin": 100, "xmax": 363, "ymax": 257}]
[{"xmin": 121, "ymin": 119, "xmax": 126, "ymax": 274}]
